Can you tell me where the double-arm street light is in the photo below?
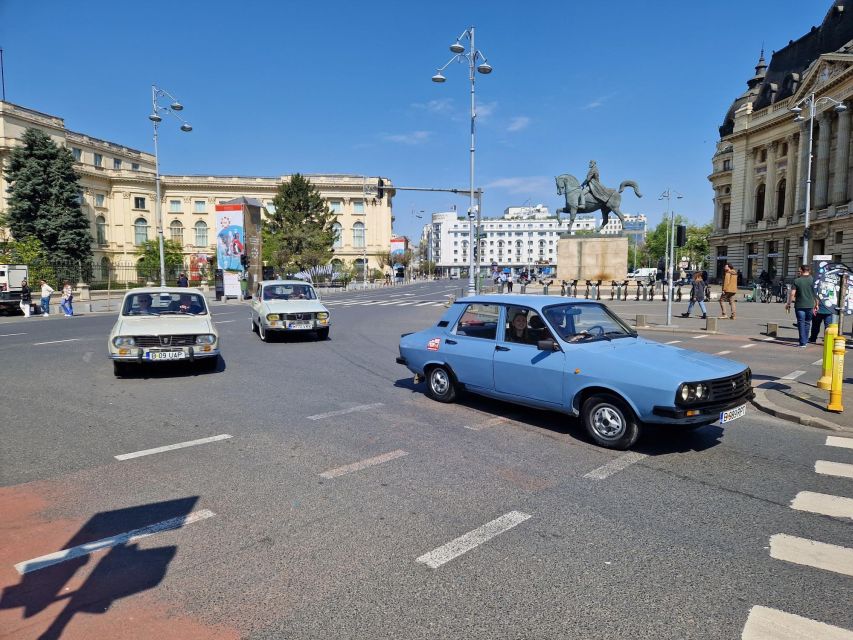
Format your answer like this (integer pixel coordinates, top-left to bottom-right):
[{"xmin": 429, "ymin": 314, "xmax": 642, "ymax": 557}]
[
  {"xmin": 432, "ymin": 27, "xmax": 492, "ymax": 295},
  {"xmin": 149, "ymin": 85, "xmax": 192, "ymax": 287},
  {"xmin": 790, "ymin": 92, "xmax": 847, "ymax": 264}
]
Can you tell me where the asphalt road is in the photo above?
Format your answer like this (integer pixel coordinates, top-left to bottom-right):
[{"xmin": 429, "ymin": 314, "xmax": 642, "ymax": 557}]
[{"xmin": 0, "ymin": 281, "xmax": 850, "ymax": 639}]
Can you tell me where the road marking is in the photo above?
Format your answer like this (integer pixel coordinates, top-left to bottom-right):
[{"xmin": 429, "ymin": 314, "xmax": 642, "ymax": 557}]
[
  {"xmin": 416, "ymin": 301, "xmax": 436, "ymax": 306},
  {"xmin": 664, "ymin": 340, "xmax": 681, "ymax": 345},
  {"xmin": 692, "ymin": 334, "xmax": 708, "ymax": 339},
  {"xmin": 583, "ymin": 451, "xmax": 649, "ymax": 480},
  {"xmin": 115, "ymin": 434, "xmax": 233, "ymax": 460},
  {"xmin": 741, "ymin": 343, "xmax": 755, "ymax": 349},
  {"xmin": 761, "ymin": 336, "xmax": 777, "ymax": 342},
  {"xmin": 790, "ymin": 491, "xmax": 853, "ymax": 520},
  {"xmin": 14, "ymin": 509, "xmax": 216, "ymax": 575},
  {"xmin": 32, "ymin": 338, "xmax": 81, "ymax": 346},
  {"xmin": 395, "ymin": 302, "xmax": 415, "ymax": 306},
  {"xmin": 464, "ymin": 417, "xmax": 510, "ymax": 431},
  {"xmin": 319, "ymin": 449, "xmax": 408, "ymax": 479},
  {"xmin": 716, "ymin": 350, "xmax": 732, "ymax": 355},
  {"xmin": 827, "ymin": 436, "xmax": 853, "ymax": 450},
  {"xmin": 215, "ymin": 320, "xmax": 235, "ymax": 324},
  {"xmin": 769, "ymin": 533, "xmax": 853, "ymax": 577},
  {"xmin": 813, "ymin": 359, "xmax": 825, "ymax": 366},
  {"xmin": 742, "ymin": 605, "xmax": 853, "ymax": 640},
  {"xmin": 816, "ymin": 460, "xmax": 853, "ymax": 480},
  {"xmin": 307, "ymin": 402, "xmax": 384, "ymax": 420},
  {"xmin": 0, "ymin": 333, "xmax": 26, "ymax": 337},
  {"xmin": 415, "ymin": 511, "xmax": 531, "ymax": 569},
  {"xmin": 780, "ymin": 370, "xmax": 806, "ymax": 380}
]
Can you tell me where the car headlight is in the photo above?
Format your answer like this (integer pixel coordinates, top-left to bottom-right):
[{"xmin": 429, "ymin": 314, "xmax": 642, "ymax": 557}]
[
  {"xmin": 316, "ymin": 312, "xmax": 329, "ymax": 320},
  {"xmin": 195, "ymin": 334, "xmax": 216, "ymax": 345},
  {"xmin": 678, "ymin": 382, "xmax": 710, "ymax": 404},
  {"xmin": 266, "ymin": 313, "xmax": 280, "ymax": 322},
  {"xmin": 112, "ymin": 336, "xmax": 136, "ymax": 347}
]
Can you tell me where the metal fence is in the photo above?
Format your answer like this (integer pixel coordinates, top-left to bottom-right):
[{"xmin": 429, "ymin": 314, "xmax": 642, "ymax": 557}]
[{"xmin": 25, "ymin": 259, "xmax": 212, "ymax": 291}]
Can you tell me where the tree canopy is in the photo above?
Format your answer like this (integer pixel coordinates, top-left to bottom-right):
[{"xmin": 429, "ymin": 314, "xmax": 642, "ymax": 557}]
[
  {"xmin": 637, "ymin": 217, "xmax": 711, "ymax": 270},
  {"xmin": 4, "ymin": 128, "xmax": 93, "ymax": 263},
  {"xmin": 136, "ymin": 240, "xmax": 185, "ymax": 282}
]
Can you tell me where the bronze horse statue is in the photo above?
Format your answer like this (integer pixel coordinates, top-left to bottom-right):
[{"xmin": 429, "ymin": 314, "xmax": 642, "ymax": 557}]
[{"xmin": 555, "ymin": 173, "xmax": 642, "ymax": 232}]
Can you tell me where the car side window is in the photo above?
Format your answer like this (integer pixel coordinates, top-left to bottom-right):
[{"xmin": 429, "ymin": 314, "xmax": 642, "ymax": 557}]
[
  {"xmin": 453, "ymin": 303, "xmax": 499, "ymax": 340},
  {"xmin": 503, "ymin": 306, "xmax": 550, "ymax": 346}
]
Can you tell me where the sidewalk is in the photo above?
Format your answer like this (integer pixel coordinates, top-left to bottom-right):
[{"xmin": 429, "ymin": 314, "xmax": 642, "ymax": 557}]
[{"xmin": 753, "ymin": 376, "xmax": 853, "ymax": 433}]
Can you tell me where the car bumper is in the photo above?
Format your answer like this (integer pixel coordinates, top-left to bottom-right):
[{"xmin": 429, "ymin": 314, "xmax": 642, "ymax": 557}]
[
  {"xmin": 109, "ymin": 347, "xmax": 220, "ymax": 362},
  {"xmin": 648, "ymin": 392, "xmax": 755, "ymax": 425},
  {"xmin": 263, "ymin": 321, "xmax": 330, "ymax": 331},
  {"xmin": 396, "ymin": 356, "xmax": 407, "ymax": 366}
]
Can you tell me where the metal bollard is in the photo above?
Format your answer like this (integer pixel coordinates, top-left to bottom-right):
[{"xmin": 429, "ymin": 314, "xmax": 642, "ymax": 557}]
[
  {"xmin": 520, "ymin": 283, "xmax": 527, "ymax": 294},
  {"xmin": 543, "ymin": 283, "xmax": 549, "ymax": 295},
  {"xmin": 649, "ymin": 282, "xmax": 655, "ymax": 301},
  {"xmin": 828, "ymin": 335, "xmax": 846, "ymax": 412},
  {"xmin": 818, "ymin": 324, "xmax": 838, "ymax": 390},
  {"xmin": 570, "ymin": 280, "xmax": 578, "ymax": 297},
  {"xmin": 635, "ymin": 281, "xmax": 642, "ymax": 301},
  {"xmin": 766, "ymin": 322, "xmax": 778, "ymax": 338},
  {"xmin": 561, "ymin": 280, "xmax": 567, "ymax": 296},
  {"xmin": 585, "ymin": 281, "xmax": 591, "ymax": 299},
  {"xmin": 611, "ymin": 280, "xmax": 617, "ymax": 300},
  {"xmin": 622, "ymin": 281, "xmax": 629, "ymax": 301},
  {"xmin": 635, "ymin": 314, "xmax": 648, "ymax": 327},
  {"xmin": 705, "ymin": 317, "xmax": 718, "ymax": 332},
  {"xmin": 596, "ymin": 280, "xmax": 602, "ymax": 300}
]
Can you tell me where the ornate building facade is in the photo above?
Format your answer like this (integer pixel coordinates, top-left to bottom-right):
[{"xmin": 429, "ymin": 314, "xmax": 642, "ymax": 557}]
[
  {"xmin": 709, "ymin": 1, "xmax": 853, "ymax": 281},
  {"xmin": 0, "ymin": 101, "xmax": 394, "ymax": 277}
]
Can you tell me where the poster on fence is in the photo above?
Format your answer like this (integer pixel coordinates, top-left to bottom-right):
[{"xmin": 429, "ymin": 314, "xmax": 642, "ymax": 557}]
[{"xmin": 215, "ymin": 205, "xmax": 245, "ymax": 272}]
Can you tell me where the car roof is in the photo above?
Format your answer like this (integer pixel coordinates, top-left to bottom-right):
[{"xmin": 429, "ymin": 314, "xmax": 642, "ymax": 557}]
[
  {"xmin": 122, "ymin": 287, "xmax": 203, "ymax": 296},
  {"xmin": 455, "ymin": 294, "xmax": 598, "ymax": 308},
  {"xmin": 260, "ymin": 280, "xmax": 313, "ymax": 286}
]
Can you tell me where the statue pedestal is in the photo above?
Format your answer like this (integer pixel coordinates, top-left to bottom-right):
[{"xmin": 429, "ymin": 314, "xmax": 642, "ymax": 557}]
[{"xmin": 556, "ymin": 235, "xmax": 628, "ymax": 282}]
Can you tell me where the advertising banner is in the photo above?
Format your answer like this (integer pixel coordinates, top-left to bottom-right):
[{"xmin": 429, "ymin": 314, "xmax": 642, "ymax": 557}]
[
  {"xmin": 814, "ymin": 261, "xmax": 853, "ymax": 315},
  {"xmin": 215, "ymin": 206, "xmax": 245, "ymax": 272}
]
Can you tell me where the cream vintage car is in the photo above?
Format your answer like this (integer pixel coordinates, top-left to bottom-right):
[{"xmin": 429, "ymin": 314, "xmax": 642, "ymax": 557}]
[
  {"xmin": 250, "ymin": 280, "xmax": 330, "ymax": 341},
  {"xmin": 108, "ymin": 287, "xmax": 220, "ymax": 376}
]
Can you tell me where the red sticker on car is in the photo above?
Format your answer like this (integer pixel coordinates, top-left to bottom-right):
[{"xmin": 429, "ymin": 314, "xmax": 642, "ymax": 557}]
[{"xmin": 427, "ymin": 338, "xmax": 441, "ymax": 351}]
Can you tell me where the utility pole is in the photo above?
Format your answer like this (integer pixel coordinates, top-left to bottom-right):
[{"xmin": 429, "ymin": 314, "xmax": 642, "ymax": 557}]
[{"xmin": 660, "ymin": 189, "xmax": 682, "ymax": 326}]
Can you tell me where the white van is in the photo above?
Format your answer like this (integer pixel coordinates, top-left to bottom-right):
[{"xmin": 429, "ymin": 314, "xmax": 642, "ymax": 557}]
[{"xmin": 628, "ymin": 267, "xmax": 657, "ymax": 280}]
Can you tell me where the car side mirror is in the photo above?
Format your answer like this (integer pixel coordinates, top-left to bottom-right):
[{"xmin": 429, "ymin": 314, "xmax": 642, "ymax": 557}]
[{"xmin": 537, "ymin": 339, "xmax": 559, "ymax": 352}]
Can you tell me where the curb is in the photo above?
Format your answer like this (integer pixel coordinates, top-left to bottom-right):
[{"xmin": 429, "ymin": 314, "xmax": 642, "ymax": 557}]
[{"xmin": 751, "ymin": 384, "xmax": 852, "ymax": 432}]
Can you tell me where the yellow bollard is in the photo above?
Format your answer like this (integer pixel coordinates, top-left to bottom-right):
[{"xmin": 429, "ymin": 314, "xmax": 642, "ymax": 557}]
[
  {"xmin": 817, "ymin": 323, "xmax": 838, "ymax": 390},
  {"xmin": 827, "ymin": 335, "xmax": 846, "ymax": 412}
]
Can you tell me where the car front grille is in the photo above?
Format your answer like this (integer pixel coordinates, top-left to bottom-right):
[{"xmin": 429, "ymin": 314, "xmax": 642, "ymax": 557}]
[
  {"xmin": 133, "ymin": 334, "xmax": 196, "ymax": 348},
  {"xmin": 709, "ymin": 370, "xmax": 751, "ymax": 402},
  {"xmin": 283, "ymin": 313, "xmax": 315, "ymax": 321}
]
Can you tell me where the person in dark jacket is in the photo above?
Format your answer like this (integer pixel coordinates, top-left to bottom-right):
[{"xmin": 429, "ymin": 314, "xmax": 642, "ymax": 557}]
[
  {"xmin": 19, "ymin": 279, "xmax": 32, "ymax": 318},
  {"xmin": 680, "ymin": 272, "xmax": 707, "ymax": 319},
  {"xmin": 177, "ymin": 272, "xmax": 189, "ymax": 287}
]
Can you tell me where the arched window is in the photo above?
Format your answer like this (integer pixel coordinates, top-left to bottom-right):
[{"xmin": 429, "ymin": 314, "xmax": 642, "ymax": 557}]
[
  {"xmin": 776, "ymin": 179, "xmax": 786, "ymax": 218},
  {"xmin": 96, "ymin": 215, "xmax": 107, "ymax": 245},
  {"xmin": 134, "ymin": 217, "xmax": 148, "ymax": 246},
  {"xmin": 331, "ymin": 258, "xmax": 343, "ymax": 270},
  {"xmin": 194, "ymin": 220, "xmax": 208, "ymax": 246},
  {"xmin": 170, "ymin": 220, "xmax": 184, "ymax": 244},
  {"xmin": 755, "ymin": 184, "xmax": 766, "ymax": 222},
  {"xmin": 100, "ymin": 256, "xmax": 111, "ymax": 280},
  {"xmin": 332, "ymin": 222, "xmax": 342, "ymax": 248},
  {"xmin": 352, "ymin": 221, "xmax": 365, "ymax": 248}
]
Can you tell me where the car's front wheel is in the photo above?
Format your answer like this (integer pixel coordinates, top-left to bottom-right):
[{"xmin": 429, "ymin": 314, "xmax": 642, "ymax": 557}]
[
  {"xmin": 581, "ymin": 393, "xmax": 640, "ymax": 450},
  {"xmin": 251, "ymin": 316, "xmax": 257, "ymax": 333},
  {"xmin": 426, "ymin": 365, "xmax": 457, "ymax": 403},
  {"xmin": 258, "ymin": 321, "xmax": 268, "ymax": 342}
]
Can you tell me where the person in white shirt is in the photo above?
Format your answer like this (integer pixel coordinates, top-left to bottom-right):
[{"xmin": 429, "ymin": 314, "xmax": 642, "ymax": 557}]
[{"xmin": 39, "ymin": 280, "xmax": 54, "ymax": 317}]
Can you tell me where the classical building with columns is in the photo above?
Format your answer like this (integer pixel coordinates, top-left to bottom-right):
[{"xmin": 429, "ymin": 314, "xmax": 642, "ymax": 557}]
[
  {"xmin": 0, "ymin": 100, "xmax": 394, "ymax": 279},
  {"xmin": 709, "ymin": 1, "xmax": 853, "ymax": 282}
]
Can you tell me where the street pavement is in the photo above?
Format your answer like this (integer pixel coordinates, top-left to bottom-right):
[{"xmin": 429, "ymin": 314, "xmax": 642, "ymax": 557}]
[{"xmin": 0, "ymin": 280, "xmax": 850, "ymax": 639}]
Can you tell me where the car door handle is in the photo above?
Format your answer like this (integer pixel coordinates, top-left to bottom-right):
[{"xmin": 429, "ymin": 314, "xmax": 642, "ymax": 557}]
[
  {"xmin": 445, "ymin": 339, "xmax": 457, "ymax": 345},
  {"xmin": 495, "ymin": 345, "xmax": 511, "ymax": 351}
]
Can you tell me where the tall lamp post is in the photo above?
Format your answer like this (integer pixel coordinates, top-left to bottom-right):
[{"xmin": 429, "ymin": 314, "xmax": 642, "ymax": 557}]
[
  {"xmin": 432, "ymin": 27, "xmax": 492, "ymax": 296},
  {"xmin": 660, "ymin": 188, "xmax": 682, "ymax": 327},
  {"xmin": 149, "ymin": 85, "xmax": 192, "ymax": 287},
  {"xmin": 790, "ymin": 93, "xmax": 847, "ymax": 264}
]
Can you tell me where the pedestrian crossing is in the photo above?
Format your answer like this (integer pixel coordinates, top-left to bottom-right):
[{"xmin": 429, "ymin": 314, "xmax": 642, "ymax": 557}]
[
  {"xmin": 741, "ymin": 435, "xmax": 853, "ymax": 638},
  {"xmin": 324, "ymin": 297, "xmax": 449, "ymax": 308}
]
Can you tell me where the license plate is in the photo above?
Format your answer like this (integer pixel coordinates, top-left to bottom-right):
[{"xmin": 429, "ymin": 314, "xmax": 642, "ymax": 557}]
[
  {"xmin": 720, "ymin": 404, "xmax": 746, "ymax": 424},
  {"xmin": 145, "ymin": 350, "xmax": 186, "ymax": 360},
  {"xmin": 288, "ymin": 322, "xmax": 313, "ymax": 329}
]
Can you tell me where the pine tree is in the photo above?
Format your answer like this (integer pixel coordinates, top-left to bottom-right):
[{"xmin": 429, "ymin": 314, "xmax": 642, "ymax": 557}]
[
  {"xmin": 4, "ymin": 128, "xmax": 93, "ymax": 263},
  {"xmin": 262, "ymin": 173, "xmax": 336, "ymax": 271}
]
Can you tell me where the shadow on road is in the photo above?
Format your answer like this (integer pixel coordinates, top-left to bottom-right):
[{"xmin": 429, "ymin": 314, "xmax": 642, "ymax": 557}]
[
  {"xmin": 0, "ymin": 496, "xmax": 198, "ymax": 640},
  {"xmin": 116, "ymin": 356, "xmax": 226, "ymax": 378}
]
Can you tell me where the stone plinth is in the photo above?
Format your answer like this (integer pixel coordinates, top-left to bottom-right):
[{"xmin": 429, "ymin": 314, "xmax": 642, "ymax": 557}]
[{"xmin": 556, "ymin": 235, "xmax": 628, "ymax": 282}]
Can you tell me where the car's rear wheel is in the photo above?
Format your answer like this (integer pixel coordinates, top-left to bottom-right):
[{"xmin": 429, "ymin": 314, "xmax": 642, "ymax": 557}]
[
  {"xmin": 581, "ymin": 393, "xmax": 640, "ymax": 449},
  {"xmin": 426, "ymin": 365, "xmax": 457, "ymax": 403}
]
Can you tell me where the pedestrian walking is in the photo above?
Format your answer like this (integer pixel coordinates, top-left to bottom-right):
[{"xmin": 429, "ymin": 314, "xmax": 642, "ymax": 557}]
[
  {"xmin": 39, "ymin": 279, "xmax": 54, "ymax": 317},
  {"xmin": 177, "ymin": 272, "xmax": 189, "ymax": 287},
  {"xmin": 786, "ymin": 264, "xmax": 815, "ymax": 347},
  {"xmin": 507, "ymin": 272, "xmax": 514, "ymax": 293},
  {"xmin": 809, "ymin": 296, "xmax": 833, "ymax": 344},
  {"xmin": 60, "ymin": 281, "xmax": 74, "ymax": 317},
  {"xmin": 680, "ymin": 272, "xmax": 707, "ymax": 319},
  {"xmin": 19, "ymin": 279, "xmax": 31, "ymax": 317},
  {"xmin": 718, "ymin": 263, "xmax": 738, "ymax": 319},
  {"xmin": 499, "ymin": 271, "xmax": 508, "ymax": 293}
]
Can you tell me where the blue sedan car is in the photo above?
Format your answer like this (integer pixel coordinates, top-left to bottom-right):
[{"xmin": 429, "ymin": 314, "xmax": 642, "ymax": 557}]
[{"xmin": 396, "ymin": 295, "xmax": 753, "ymax": 449}]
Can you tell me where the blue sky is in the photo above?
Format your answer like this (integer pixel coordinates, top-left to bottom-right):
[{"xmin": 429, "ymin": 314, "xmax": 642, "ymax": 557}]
[{"xmin": 0, "ymin": 0, "xmax": 835, "ymax": 241}]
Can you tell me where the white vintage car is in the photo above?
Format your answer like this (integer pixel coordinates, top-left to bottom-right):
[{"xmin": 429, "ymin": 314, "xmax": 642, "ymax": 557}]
[
  {"xmin": 108, "ymin": 288, "xmax": 220, "ymax": 376},
  {"xmin": 250, "ymin": 280, "xmax": 330, "ymax": 341}
]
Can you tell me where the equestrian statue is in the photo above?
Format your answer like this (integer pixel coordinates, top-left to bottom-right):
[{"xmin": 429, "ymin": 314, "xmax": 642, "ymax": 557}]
[{"xmin": 555, "ymin": 160, "xmax": 642, "ymax": 233}]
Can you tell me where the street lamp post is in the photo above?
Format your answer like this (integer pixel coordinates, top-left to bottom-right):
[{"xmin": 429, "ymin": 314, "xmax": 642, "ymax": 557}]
[
  {"xmin": 790, "ymin": 92, "xmax": 847, "ymax": 264},
  {"xmin": 149, "ymin": 85, "xmax": 192, "ymax": 287},
  {"xmin": 660, "ymin": 189, "xmax": 682, "ymax": 327},
  {"xmin": 432, "ymin": 27, "xmax": 492, "ymax": 296}
]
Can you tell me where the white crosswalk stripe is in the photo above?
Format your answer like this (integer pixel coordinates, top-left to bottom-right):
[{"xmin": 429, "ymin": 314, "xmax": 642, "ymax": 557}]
[
  {"xmin": 742, "ymin": 605, "xmax": 853, "ymax": 639},
  {"xmin": 769, "ymin": 533, "xmax": 853, "ymax": 577},
  {"xmin": 827, "ymin": 436, "xmax": 853, "ymax": 450},
  {"xmin": 790, "ymin": 491, "xmax": 853, "ymax": 520}
]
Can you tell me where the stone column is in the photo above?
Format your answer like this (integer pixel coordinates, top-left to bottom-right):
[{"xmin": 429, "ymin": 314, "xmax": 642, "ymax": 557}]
[
  {"xmin": 744, "ymin": 148, "xmax": 756, "ymax": 223},
  {"xmin": 833, "ymin": 103, "xmax": 851, "ymax": 204},
  {"xmin": 765, "ymin": 142, "xmax": 778, "ymax": 220},
  {"xmin": 815, "ymin": 111, "xmax": 831, "ymax": 209},
  {"xmin": 785, "ymin": 133, "xmax": 798, "ymax": 218},
  {"xmin": 796, "ymin": 120, "xmax": 810, "ymax": 213}
]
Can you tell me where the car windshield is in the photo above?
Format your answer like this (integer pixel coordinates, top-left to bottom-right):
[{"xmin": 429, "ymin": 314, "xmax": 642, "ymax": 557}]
[
  {"xmin": 543, "ymin": 303, "xmax": 635, "ymax": 343},
  {"xmin": 262, "ymin": 284, "xmax": 316, "ymax": 301},
  {"xmin": 122, "ymin": 292, "xmax": 208, "ymax": 316}
]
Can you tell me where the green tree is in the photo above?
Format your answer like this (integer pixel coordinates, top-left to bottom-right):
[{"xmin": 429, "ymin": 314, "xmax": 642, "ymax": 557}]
[
  {"xmin": 136, "ymin": 240, "xmax": 185, "ymax": 283},
  {"xmin": 0, "ymin": 235, "xmax": 57, "ymax": 286},
  {"xmin": 4, "ymin": 128, "xmax": 93, "ymax": 263},
  {"xmin": 262, "ymin": 173, "xmax": 336, "ymax": 272}
]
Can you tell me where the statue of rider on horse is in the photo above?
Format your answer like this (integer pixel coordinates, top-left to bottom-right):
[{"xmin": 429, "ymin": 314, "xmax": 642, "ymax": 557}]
[{"xmin": 556, "ymin": 160, "xmax": 642, "ymax": 233}]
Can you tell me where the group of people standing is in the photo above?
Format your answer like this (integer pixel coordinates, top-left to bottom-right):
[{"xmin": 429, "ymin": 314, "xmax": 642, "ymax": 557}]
[
  {"xmin": 679, "ymin": 264, "xmax": 737, "ymax": 321},
  {"xmin": 18, "ymin": 279, "xmax": 74, "ymax": 318}
]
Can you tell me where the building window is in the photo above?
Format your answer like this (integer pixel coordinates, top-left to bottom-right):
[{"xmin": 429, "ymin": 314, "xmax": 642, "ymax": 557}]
[
  {"xmin": 71, "ymin": 148, "xmax": 82, "ymax": 162},
  {"xmin": 131, "ymin": 162, "xmax": 140, "ymax": 171},
  {"xmin": 100, "ymin": 257, "xmax": 111, "ymax": 280},
  {"xmin": 95, "ymin": 193, "xmax": 105, "ymax": 208},
  {"xmin": 781, "ymin": 142, "xmax": 788, "ymax": 157},
  {"xmin": 332, "ymin": 222, "xmax": 342, "ymax": 248},
  {"xmin": 113, "ymin": 158, "xmax": 122, "ymax": 170},
  {"xmin": 170, "ymin": 220, "xmax": 184, "ymax": 244},
  {"xmin": 330, "ymin": 200, "xmax": 343, "ymax": 214},
  {"xmin": 193, "ymin": 200, "xmax": 206, "ymax": 213},
  {"xmin": 759, "ymin": 149, "xmax": 767, "ymax": 163},
  {"xmin": 76, "ymin": 189, "xmax": 85, "ymax": 205},
  {"xmin": 265, "ymin": 201, "xmax": 275, "ymax": 214},
  {"xmin": 352, "ymin": 200, "xmax": 364, "ymax": 214},
  {"xmin": 194, "ymin": 221, "xmax": 208, "ymax": 246},
  {"xmin": 722, "ymin": 159, "xmax": 732, "ymax": 171},
  {"xmin": 134, "ymin": 218, "xmax": 149, "ymax": 246},
  {"xmin": 776, "ymin": 179, "xmax": 786, "ymax": 218},
  {"xmin": 94, "ymin": 153, "xmax": 103, "ymax": 168},
  {"xmin": 721, "ymin": 203, "xmax": 731, "ymax": 229},
  {"xmin": 352, "ymin": 221, "xmax": 365, "ymax": 248},
  {"xmin": 836, "ymin": 230, "xmax": 844, "ymax": 245},
  {"xmin": 133, "ymin": 196, "xmax": 146, "ymax": 210},
  {"xmin": 169, "ymin": 200, "xmax": 181, "ymax": 213},
  {"xmin": 96, "ymin": 216, "xmax": 107, "ymax": 245},
  {"xmin": 755, "ymin": 184, "xmax": 766, "ymax": 222}
]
